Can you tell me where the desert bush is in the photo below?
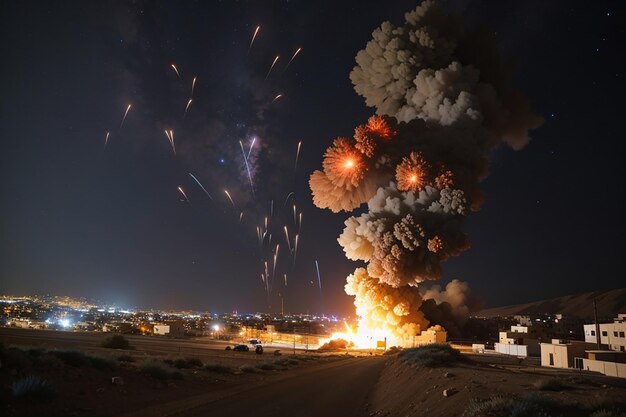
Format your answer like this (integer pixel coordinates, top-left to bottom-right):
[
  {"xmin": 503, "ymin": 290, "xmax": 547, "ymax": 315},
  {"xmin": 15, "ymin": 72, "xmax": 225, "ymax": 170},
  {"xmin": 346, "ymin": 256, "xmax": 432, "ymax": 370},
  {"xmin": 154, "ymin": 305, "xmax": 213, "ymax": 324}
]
[
  {"xmin": 256, "ymin": 362, "xmax": 276, "ymax": 371},
  {"xmin": 463, "ymin": 396, "xmax": 511, "ymax": 417},
  {"xmin": 318, "ymin": 338, "xmax": 350, "ymax": 351},
  {"xmin": 590, "ymin": 410, "xmax": 626, "ymax": 417},
  {"xmin": 117, "ymin": 354, "xmax": 135, "ymax": 362},
  {"xmin": 462, "ymin": 394, "xmax": 557, "ymax": 417},
  {"xmin": 204, "ymin": 363, "xmax": 232, "ymax": 374},
  {"xmin": 239, "ymin": 364, "xmax": 258, "ymax": 373},
  {"xmin": 100, "ymin": 335, "xmax": 131, "ymax": 349},
  {"xmin": 273, "ymin": 358, "xmax": 291, "ymax": 366},
  {"xmin": 88, "ymin": 354, "xmax": 118, "ymax": 370},
  {"xmin": 140, "ymin": 360, "xmax": 183, "ymax": 380},
  {"xmin": 2, "ymin": 347, "xmax": 32, "ymax": 369},
  {"xmin": 13, "ymin": 345, "xmax": 46, "ymax": 358},
  {"xmin": 50, "ymin": 349, "xmax": 89, "ymax": 367},
  {"xmin": 399, "ymin": 344, "xmax": 466, "ymax": 367},
  {"xmin": 533, "ymin": 378, "xmax": 566, "ymax": 391},
  {"xmin": 11, "ymin": 375, "xmax": 55, "ymax": 401},
  {"xmin": 173, "ymin": 357, "xmax": 203, "ymax": 369}
]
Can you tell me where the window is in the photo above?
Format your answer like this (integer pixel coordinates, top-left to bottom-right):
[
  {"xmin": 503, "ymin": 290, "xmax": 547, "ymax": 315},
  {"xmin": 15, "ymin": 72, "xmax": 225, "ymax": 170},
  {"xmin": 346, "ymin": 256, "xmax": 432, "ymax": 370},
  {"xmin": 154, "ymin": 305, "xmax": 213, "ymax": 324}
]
[
  {"xmin": 591, "ymin": 330, "xmax": 596, "ymax": 336},
  {"xmin": 614, "ymin": 331, "xmax": 619, "ymax": 337},
  {"xmin": 602, "ymin": 331, "xmax": 608, "ymax": 337},
  {"xmin": 549, "ymin": 353, "xmax": 554, "ymax": 366},
  {"xmin": 620, "ymin": 332, "xmax": 625, "ymax": 337},
  {"xmin": 620, "ymin": 346, "xmax": 625, "ymax": 352}
]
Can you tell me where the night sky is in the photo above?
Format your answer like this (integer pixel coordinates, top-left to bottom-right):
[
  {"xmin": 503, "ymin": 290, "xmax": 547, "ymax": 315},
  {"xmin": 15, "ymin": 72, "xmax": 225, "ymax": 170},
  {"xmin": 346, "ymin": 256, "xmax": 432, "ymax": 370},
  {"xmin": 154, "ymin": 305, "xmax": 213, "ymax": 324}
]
[{"xmin": 1, "ymin": 1, "xmax": 624, "ymax": 315}]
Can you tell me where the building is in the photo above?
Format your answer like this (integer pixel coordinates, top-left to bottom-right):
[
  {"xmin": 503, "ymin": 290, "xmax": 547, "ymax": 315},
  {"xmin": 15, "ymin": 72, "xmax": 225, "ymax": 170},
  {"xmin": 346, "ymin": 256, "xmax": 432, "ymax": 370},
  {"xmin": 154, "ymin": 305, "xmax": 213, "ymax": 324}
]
[
  {"xmin": 583, "ymin": 314, "xmax": 626, "ymax": 352},
  {"xmin": 582, "ymin": 350, "xmax": 626, "ymax": 378},
  {"xmin": 540, "ymin": 339, "xmax": 594, "ymax": 368},
  {"xmin": 152, "ymin": 319, "xmax": 185, "ymax": 337},
  {"xmin": 496, "ymin": 324, "xmax": 551, "ymax": 357}
]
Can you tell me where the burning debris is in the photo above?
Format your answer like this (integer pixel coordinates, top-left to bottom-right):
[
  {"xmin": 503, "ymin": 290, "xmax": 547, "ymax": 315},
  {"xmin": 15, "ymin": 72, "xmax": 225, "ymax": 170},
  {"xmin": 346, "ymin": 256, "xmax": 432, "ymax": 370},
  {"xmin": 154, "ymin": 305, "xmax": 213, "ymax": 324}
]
[{"xmin": 310, "ymin": 0, "xmax": 541, "ymax": 346}]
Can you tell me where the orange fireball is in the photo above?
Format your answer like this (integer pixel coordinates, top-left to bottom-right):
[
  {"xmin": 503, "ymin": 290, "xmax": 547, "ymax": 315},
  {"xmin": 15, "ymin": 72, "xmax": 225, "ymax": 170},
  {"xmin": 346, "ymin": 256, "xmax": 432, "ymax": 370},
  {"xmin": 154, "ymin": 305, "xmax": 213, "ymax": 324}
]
[{"xmin": 396, "ymin": 151, "xmax": 431, "ymax": 192}]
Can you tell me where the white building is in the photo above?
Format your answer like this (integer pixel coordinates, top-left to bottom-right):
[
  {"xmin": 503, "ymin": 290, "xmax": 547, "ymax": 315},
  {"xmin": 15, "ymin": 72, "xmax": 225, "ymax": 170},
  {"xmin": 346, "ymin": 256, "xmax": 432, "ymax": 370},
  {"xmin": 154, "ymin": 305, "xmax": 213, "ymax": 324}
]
[
  {"xmin": 496, "ymin": 324, "xmax": 550, "ymax": 357},
  {"xmin": 583, "ymin": 314, "xmax": 626, "ymax": 352}
]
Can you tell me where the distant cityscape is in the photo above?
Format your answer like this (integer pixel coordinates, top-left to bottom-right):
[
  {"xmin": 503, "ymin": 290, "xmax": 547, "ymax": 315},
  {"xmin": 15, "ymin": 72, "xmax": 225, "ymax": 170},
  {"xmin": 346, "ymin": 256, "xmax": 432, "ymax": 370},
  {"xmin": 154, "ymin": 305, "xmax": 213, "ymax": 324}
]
[{"xmin": 0, "ymin": 294, "xmax": 345, "ymax": 340}]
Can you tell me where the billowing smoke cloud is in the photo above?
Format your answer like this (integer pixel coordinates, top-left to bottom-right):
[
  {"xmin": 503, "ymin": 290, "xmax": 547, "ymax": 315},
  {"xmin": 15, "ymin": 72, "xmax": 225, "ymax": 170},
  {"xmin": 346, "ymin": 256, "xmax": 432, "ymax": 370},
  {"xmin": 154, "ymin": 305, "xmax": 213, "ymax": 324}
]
[
  {"xmin": 310, "ymin": 0, "xmax": 541, "ymax": 343},
  {"xmin": 349, "ymin": 0, "xmax": 543, "ymax": 150}
]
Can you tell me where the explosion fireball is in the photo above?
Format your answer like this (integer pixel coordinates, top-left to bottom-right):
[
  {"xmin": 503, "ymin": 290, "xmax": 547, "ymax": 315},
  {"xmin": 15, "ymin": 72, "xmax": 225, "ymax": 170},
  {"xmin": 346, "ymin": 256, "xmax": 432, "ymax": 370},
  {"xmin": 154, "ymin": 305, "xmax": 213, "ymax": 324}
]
[{"xmin": 310, "ymin": 0, "xmax": 541, "ymax": 347}]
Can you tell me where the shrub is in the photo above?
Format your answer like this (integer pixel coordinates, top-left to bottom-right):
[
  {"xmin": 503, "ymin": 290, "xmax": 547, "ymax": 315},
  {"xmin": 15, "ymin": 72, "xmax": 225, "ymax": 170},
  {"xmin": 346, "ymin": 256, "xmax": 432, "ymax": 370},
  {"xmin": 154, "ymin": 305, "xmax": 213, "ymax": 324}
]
[
  {"xmin": 398, "ymin": 344, "xmax": 466, "ymax": 367},
  {"xmin": 117, "ymin": 354, "xmax": 135, "ymax": 363},
  {"xmin": 239, "ymin": 364, "xmax": 258, "ymax": 373},
  {"xmin": 50, "ymin": 350, "xmax": 88, "ymax": 367},
  {"xmin": 318, "ymin": 338, "xmax": 350, "ymax": 351},
  {"xmin": 384, "ymin": 346, "xmax": 402, "ymax": 355},
  {"xmin": 173, "ymin": 357, "xmax": 203, "ymax": 369},
  {"xmin": 463, "ymin": 396, "xmax": 510, "ymax": 417},
  {"xmin": 88, "ymin": 354, "xmax": 118, "ymax": 370},
  {"xmin": 462, "ymin": 394, "xmax": 557, "ymax": 417},
  {"xmin": 256, "ymin": 362, "xmax": 276, "ymax": 371},
  {"xmin": 590, "ymin": 410, "xmax": 626, "ymax": 417},
  {"xmin": 140, "ymin": 360, "xmax": 183, "ymax": 380},
  {"xmin": 13, "ymin": 345, "xmax": 46, "ymax": 358},
  {"xmin": 508, "ymin": 393, "xmax": 555, "ymax": 417},
  {"xmin": 533, "ymin": 378, "xmax": 566, "ymax": 391},
  {"xmin": 273, "ymin": 358, "xmax": 290, "ymax": 366},
  {"xmin": 11, "ymin": 376, "xmax": 55, "ymax": 401},
  {"xmin": 100, "ymin": 335, "xmax": 131, "ymax": 349},
  {"xmin": 204, "ymin": 364, "xmax": 233, "ymax": 374}
]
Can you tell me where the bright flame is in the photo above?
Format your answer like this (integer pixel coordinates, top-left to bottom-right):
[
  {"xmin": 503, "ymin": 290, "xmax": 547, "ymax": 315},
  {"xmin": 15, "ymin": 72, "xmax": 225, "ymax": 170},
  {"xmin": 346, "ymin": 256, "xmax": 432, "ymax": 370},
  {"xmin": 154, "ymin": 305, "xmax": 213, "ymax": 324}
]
[
  {"xmin": 320, "ymin": 321, "xmax": 392, "ymax": 349},
  {"xmin": 344, "ymin": 159, "xmax": 354, "ymax": 169}
]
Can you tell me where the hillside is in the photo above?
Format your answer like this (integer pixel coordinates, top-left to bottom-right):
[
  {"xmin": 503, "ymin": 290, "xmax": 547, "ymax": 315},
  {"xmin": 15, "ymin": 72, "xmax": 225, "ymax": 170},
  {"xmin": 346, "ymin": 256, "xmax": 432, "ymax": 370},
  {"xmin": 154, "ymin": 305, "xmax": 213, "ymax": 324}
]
[{"xmin": 478, "ymin": 288, "xmax": 626, "ymax": 319}]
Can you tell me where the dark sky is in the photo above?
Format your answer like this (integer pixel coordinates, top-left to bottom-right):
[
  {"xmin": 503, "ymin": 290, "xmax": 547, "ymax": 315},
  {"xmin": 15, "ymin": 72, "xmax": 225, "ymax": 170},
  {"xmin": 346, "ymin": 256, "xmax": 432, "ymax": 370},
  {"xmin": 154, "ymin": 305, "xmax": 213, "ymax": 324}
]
[{"xmin": 1, "ymin": 0, "xmax": 624, "ymax": 315}]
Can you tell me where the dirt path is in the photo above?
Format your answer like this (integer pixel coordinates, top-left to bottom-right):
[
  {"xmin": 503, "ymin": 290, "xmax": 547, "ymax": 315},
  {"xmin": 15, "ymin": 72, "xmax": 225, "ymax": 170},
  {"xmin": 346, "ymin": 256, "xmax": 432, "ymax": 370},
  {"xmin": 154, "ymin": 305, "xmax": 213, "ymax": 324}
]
[{"xmin": 175, "ymin": 356, "xmax": 386, "ymax": 417}]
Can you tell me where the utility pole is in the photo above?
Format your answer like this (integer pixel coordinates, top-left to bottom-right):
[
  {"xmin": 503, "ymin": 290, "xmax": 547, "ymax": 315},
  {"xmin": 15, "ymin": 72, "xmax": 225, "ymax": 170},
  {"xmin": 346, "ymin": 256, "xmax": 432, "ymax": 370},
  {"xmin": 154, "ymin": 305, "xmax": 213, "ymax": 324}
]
[{"xmin": 593, "ymin": 298, "xmax": 601, "ymax": 349}]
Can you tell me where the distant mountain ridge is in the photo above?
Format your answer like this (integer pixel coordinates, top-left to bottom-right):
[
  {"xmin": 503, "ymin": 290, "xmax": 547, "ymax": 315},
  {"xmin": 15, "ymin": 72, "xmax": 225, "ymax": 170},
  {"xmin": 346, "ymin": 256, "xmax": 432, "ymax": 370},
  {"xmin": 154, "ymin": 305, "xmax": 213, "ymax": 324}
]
[{"xmin": 478, "ymin": 288, "xmax": 626, "ymax": 320}]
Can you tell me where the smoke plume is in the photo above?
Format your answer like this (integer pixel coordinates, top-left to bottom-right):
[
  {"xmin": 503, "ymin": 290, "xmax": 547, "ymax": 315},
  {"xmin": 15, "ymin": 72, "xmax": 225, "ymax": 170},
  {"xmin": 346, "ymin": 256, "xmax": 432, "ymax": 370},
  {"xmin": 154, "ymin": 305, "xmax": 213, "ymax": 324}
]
[{"xmin": 310, "ymin": 0, "xmax": 541, "ymax": 344}]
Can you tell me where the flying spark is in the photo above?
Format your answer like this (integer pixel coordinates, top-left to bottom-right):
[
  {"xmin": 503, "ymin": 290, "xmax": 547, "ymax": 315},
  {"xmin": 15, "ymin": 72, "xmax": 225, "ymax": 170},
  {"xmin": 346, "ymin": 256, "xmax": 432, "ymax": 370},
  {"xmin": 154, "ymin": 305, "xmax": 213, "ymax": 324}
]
[
  {"xmin": 164, "ymin": 129, "xmax": 176, "ymax": 155},
  {"xmin": 248, "ymin": 25, "xmax": 260, "ymax": 52},
  {"xmin": 315, "ymin": 260, "xmax": 322, "ymax": 290},
  {"xmin": 184, "ymin": 98, "xmax": 193, "ymax": 115},
  {"xmin": 284, "ymin": 191, "xmax": 295, "ymax": 206},
  {"xmin": 104, "ymin": 131, "xmax": 110, "ymax": 147},
  {"xmin": 294, "ymin": 141, "xmax": 302, "ymax": 171},
  {"xmin": 272, "ymin": 94, "xmax": 282, "ymax": 103},
  {"xmin": 177, "ymin": 186, "xmax": 190, "ymax": 204},
  {"xmin": 239, "ymin": 140, "xmax": 255, "ymax": 194},
  {"xmin": 240, "ymin": 211, "xmax": 244, "ymax": 222},
  {"xmin": 189, "ymin": 173, "xmax": 213, "ymax": 200},
  {"xmin": 284, "ymin": 226, "xmax": 292, "ymax": 252},
  {"xmin": 171, "ymin": 63, "xmax": 180, "ymax": 77},
  {"xmin": 265, "ymin": 55, "xmax": 280, "ymax": 80},
  {"xmin": 284, "ymin": 47, "xmax": 302, "ymax": 72},
  {"xmin": 224, "ymin": 189, "xmax": 235, "ymax": 209},
  {"xmin": 191, "ymin": 77, "xmax": 197, "ymax": 96},
  {"xmin": 247, "ymin": 137, "xmax": 256, "ymax": 160},
  {"xmin": 120, "ymin": 104, "xmax": 132, "ymax": 128}
]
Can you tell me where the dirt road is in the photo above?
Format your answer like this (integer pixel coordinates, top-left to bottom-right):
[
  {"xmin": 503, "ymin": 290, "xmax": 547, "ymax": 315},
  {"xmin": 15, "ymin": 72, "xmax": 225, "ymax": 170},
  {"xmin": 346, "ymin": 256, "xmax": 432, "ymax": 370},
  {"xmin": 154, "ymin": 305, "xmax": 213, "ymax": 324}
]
[{"xmin": 180, "ymin": 356, "xmax": 386, "ymax": 417}]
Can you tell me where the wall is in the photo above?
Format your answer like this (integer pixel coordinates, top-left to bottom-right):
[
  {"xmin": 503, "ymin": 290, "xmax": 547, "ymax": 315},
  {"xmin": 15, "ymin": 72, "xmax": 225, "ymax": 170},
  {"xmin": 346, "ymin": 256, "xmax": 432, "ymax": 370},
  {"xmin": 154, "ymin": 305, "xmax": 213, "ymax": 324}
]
[{"xmin": 583, "ymin": 359, "xmax": 626, "ymax": 378}]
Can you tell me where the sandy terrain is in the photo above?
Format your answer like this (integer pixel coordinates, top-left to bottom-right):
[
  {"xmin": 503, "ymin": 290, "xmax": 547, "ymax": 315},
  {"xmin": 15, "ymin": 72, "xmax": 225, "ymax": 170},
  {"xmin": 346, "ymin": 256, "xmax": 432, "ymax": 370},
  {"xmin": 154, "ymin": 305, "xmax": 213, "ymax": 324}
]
[{"xmin": 370, "ymin": 353, "xmax": 626, "ymax": 416}]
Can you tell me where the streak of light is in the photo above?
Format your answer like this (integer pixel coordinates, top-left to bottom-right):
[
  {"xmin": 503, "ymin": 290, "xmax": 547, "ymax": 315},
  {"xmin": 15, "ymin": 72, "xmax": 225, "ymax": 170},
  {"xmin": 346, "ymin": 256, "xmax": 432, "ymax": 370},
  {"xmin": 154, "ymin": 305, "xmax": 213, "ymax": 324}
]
[
  {"xmin": 248, "ymin": 25, "xmax": 260, "ymax": 52},
  {"xmin": 240, "ymin": 211, "xmax": 244, "ymax": 222},
  {"xmin": 191, "ymin": 77, "xmax": 197, "ymax": 96},
  {"xmin": 164, "ymin": 129, "xmax": 176, "ymax": 155},
  {"xmin": 224, "ymin": 189, "xmax": 235, "ymax": 209},
  {"xmin": 273, "ymin": 244, "xmax": 280, "ymax": 279},
  {"xmin": 284, "ymin": 226, "xmax": 292, "ymax": 252},
  {"xmin": 184, "ymin": 98, "xmax": 193, "ymax": 115},
  {"xmin": 293, "ymin": 204, "xmax": 297, "ymax": 226},
  {"xmin": 284, "ymin": 273, "xmax": 288, "ymax": 286},
  {"xmin": 270, "ymin": 200, "xmax": 274, "ymax": 218},
  {"xmin": 265, "ymin": 55, "xmax": 280, "ymax": 80},
  {"xmin": 298, "ymin": 212, "xmax": 303, "ymax": 233},
  {"xmin": 272, "ymin": 94, "xmax": 282, "ymax": 103},
  {"xmin": 284, "ymin": 192, "xmax": 295, "ymax": 206},
  {"xmin": 294, "ymin": 141, "xmax": 302, "ymax": 171},
  {"xmin": 177, "ymin": 186, "xmax": 190, "ymax": 204},
  {"xmin": 247, "ymin": 137, "xmax": 256, "ymax": 160},
  {"xmin": 104, "ymin": 131, "xmax": 110, "ymax": 147},
  {"xmin": 315, "ymin": 260, "xmax": 322, "ymax": 289},
  {"xmin": 189, "ymin": 173, "xmax": 213, "ymax": 200},
  {"xmin": 284, "ymin": 47, "xmax": 302, "ymax": 72},
  {"xmin": 120, "ymin": 104, "xmax": 132, "ymax": 128},
  {"xmin": 293, "ymin": 234, "xmax": 299, "ymax": 266},
  {"xmin": 239, "ymin": 140, "xmax": 255, "ymax": 195},
  {"xmin": 171, "ymin": 64, "xmax": 180, "ymax": 77}
]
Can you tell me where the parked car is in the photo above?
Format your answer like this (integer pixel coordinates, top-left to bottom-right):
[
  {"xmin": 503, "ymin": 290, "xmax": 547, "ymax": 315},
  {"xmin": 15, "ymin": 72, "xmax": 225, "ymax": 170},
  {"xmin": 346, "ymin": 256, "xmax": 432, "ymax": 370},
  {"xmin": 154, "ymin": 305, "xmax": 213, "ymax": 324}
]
[{"xmin": 233, "ymin": 344, "xmax": 249, "ymax": 352}]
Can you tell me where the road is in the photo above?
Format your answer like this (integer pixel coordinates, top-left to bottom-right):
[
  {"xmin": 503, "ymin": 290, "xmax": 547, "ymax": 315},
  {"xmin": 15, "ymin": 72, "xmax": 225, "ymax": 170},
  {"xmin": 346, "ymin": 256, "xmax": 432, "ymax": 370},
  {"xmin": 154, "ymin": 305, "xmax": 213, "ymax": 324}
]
[{"xmin": 181, "ymin": 356, "xmax": 386, "ymax": 417}]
